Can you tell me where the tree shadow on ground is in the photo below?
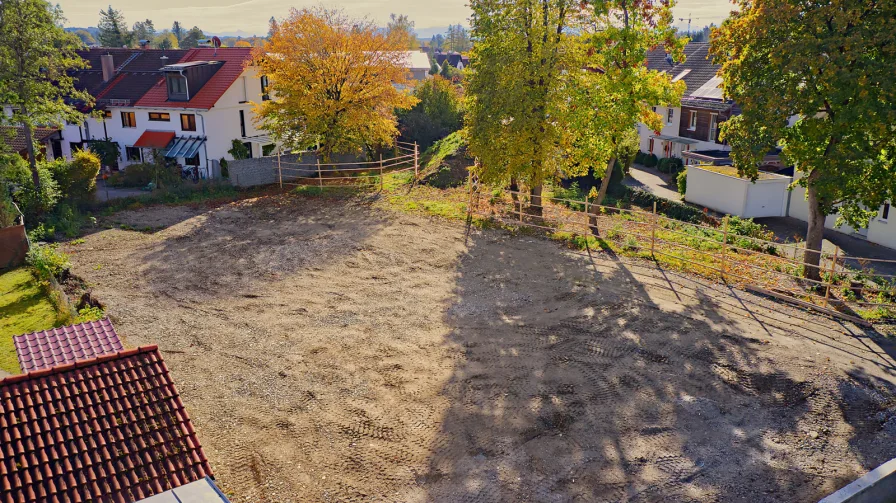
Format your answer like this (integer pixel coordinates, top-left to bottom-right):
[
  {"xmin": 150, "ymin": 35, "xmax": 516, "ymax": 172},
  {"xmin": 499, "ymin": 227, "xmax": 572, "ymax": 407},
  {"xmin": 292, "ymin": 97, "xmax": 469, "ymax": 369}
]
[{"xmin": 422, "ymin": 229, "xmax": 896, "ymax": 502}]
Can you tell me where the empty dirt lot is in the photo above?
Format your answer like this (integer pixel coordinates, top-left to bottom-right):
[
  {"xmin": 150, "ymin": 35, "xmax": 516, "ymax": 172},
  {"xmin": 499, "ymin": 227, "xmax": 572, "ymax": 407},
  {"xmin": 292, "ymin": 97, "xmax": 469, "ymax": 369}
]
[{"xmin": 65, "ymin": 193, "xmax": 896, "ymax": 502}]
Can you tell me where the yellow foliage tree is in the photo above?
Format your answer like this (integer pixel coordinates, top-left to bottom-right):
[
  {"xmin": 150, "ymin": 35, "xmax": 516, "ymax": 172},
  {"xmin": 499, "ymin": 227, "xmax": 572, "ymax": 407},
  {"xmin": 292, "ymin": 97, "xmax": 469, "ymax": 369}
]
[
  {"xmin": 233, "ymin": 40, "xmax": 251, "ymax": 47},
  {"xmin": 252, "ymin": 7, "xmax": 418, "ymax": 158}
]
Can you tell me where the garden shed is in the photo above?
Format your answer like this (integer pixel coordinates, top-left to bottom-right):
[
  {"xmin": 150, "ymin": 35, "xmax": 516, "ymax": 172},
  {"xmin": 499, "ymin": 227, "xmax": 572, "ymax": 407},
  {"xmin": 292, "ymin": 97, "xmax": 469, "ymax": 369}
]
[{"xmin": 684, "ymin": 165, "xmax": 791, "ymax": 218}]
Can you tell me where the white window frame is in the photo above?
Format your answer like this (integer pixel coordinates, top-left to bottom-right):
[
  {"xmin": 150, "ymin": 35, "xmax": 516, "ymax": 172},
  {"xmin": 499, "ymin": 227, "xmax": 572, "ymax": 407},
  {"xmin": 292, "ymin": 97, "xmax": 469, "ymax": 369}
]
[
  {"xmin": 689, "ymin": 111, "xmax": 697, "ymax": 131},
  {"xmin": 708, "ymin": 113, "xmax": 718, "ymax": 141}
]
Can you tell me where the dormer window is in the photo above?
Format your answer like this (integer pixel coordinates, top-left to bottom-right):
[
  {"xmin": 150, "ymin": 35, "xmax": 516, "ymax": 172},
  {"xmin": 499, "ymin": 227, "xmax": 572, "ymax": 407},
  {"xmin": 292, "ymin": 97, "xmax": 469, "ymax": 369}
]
[{"xmin": 167, "ymin": 75, "xmax": 188, "ymax": 101}]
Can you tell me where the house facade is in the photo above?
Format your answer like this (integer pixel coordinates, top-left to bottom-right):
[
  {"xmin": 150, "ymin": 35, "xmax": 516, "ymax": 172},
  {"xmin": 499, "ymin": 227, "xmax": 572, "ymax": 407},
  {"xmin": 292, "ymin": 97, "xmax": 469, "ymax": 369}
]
[
  {"xmin": 63, "ymin": 47, "xmax": 267, "ymax": 178},
  {"xmin": 638, "ymin": 43, "xmax": 735, "ymax": 162}
]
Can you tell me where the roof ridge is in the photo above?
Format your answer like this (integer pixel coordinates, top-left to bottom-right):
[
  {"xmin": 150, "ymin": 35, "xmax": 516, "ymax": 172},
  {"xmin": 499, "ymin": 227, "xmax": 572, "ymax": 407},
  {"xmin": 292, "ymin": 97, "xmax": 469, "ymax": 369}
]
[{"xmin": 0, "ymin": 344, "xmax": 160, "ymax": 385}]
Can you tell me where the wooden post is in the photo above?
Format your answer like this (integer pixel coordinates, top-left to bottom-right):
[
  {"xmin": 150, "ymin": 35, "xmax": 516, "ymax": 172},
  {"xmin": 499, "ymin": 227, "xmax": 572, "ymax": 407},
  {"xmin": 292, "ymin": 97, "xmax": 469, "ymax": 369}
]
[
  {"xmin": 318, "ymin": 158, "xmax": 324, "ymax": 188},
  {"xmin": 824, "ymin": 246, "xmax": 840, "ymax": 306},
  {"xmin": 277, "ymin": 149, "xmax": 283, "ymax": 189},
  {"xmin": 650, "ymin": 201, "xmax": 657, "ymax": 257},
  {"xmin": 466, "ymin": 170, "xmax": 474, "ymax": 221},
  {"xmin": 414, "ymin": 142, "xmax": 419, "ymax": 178},
  {"xmin": 721, "ymin": 215, "xmax": 729, "ymax": 279},
  {"xmin": 584, "ymin": 198, "xmax": 589, "ymax": 235},
  {"xmin": 379, "ymin": 154, "xmax": 384, "ymax": 191}
]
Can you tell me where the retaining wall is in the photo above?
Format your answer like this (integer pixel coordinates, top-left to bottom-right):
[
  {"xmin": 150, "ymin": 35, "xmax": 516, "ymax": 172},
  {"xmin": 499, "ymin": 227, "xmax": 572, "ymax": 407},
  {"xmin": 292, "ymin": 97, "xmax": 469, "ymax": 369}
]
[
  {"xmin": 228, "ymin": 152, "xmax": 369, "ymax": 188},
  {"xmin": 0, "ymin": 225, "xmax": 28, "ymax": 271},
  {"xmin": 818, "ymin": 457, "xmax": 896, "ymax": 503}
]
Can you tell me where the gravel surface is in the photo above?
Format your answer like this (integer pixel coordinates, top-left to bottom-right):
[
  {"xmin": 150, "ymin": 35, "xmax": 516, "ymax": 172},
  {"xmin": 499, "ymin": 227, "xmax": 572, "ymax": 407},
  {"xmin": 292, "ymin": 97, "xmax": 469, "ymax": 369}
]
[{"xmin": 64, "ymin": 193, "xmax": 896, "ymax": 502}]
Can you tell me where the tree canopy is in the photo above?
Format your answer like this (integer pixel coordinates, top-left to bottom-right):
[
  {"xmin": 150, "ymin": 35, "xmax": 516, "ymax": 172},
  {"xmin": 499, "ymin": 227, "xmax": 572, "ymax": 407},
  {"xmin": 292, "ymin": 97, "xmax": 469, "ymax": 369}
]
[
  {"xmin": 445, "ymin": 24, "xmax": 472, "ymax": 52},
  {"xmin": 180, "ymin": 26, "xmax": 205, "ymax": 48},
  {"xmin": 0, "ymin": 0, "xmax": 91, "ymax": 193},
  {"xmin": 153, "ymin": 31, "xmax": 178, "ymax": 49},
  {"xmin": 171, "ymin": 21, "xmax": 184, "ymax": 42},
  {"xmin": 252, "ymin": 7, "xmax": 418, "ymax": 158},
  {"xmin": 712, "ymin": 0, "xmax": 896, "ymax": 278},
  {"xmin": 97, "ymin": 6, "xmax": 130, "ymax": 47},
  {"xmin": 132, "ymin": 19, "xmax": 155, "ymax": 44},
  {"xmin": 398, "ymin": 76, "xmax": 463, "ymax": 149},
  {"xmin": 387, "ymin": 14, "xmax": 418, "ymax": 49}
]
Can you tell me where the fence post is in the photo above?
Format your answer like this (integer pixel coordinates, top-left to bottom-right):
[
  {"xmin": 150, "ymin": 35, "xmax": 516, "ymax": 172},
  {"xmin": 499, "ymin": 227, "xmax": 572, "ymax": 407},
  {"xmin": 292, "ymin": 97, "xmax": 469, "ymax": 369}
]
[
  {"xmin": 466, "ymin": 171, "xmax": 474, "ymax": 221},
  {"xmin": 651, "ymin": 201, "xmax": 657, "ymax": 257},
  {"xmin": 584, "ymin": 198, "xmax": 589, "ymax": 235},
  {"xmin": 824, "ymin": 246, "xmax": 840, "ymax": 306},
  {"xmin": 317, "ymin": 159, "xmax": 322, "ymax": 189},
  {"xmin": 721, "ymin": 215, "xmax": 729, "ymax": 280},
  {"xmin": 277, "ymin": 149, "xmax": 283, "ymax": 189},
  {"xmin": 379, "ymin": 153, "xmax": 384, "ymax": 191},
  {"xmin": 414, "ymin": 142, "xmax": 419, "ymax": 179}
]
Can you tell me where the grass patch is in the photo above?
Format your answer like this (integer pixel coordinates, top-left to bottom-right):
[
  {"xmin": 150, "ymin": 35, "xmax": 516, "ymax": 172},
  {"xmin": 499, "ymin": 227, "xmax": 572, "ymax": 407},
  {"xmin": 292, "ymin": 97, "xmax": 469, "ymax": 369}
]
[
  {"xmin": 421, "ymin": 131, "xmax": 466, "ymax": 172},
  {"xmin": 97, "ymin": 182, "xmax": 250, "ymax": 215},
  {"xmin": 0, "ymin": 267, "xmax": 68, "ymax": 373}
]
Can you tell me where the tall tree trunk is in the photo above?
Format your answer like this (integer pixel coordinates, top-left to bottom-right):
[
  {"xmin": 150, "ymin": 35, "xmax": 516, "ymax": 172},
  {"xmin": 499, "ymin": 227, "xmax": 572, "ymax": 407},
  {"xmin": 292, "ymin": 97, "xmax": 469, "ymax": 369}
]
[
  {"xmin": 509, "ymin": 177, "xmax": 520, "ymax": 214},
  {"xmin": 594, "ymin": 157, "xmax": 616, "ymax": 207},
  {"xmin": 804, "ymin": 181, "xmax": 826, "ymax": 282},
  {"xmin": 588, "ymin": 199, "xmax": 600, "ymax": 236},
  {"xmin": 21, "ymin": 115, "xmax": 41, "ymax": 192},
  {"xmin": 529, "ymin": 184, "xmax": 543, "ymax": 217}
]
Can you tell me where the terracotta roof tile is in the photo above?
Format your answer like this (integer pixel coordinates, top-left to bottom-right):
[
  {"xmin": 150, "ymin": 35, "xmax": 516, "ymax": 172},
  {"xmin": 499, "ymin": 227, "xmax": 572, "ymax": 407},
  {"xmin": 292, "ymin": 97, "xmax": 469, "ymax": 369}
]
[
  {"xmin": 0, "ymin": 346, "xmax": 213, "ymax": 502},
  {"xmin": 136, "ymin": 48, "xmax": 253, "ymax": 110},
  {"xmin": 13, "ymin": 319, "xmax": 125, "ymax": 373},
  {"xmin": 0, "ymin": 127, "xmax": 60, "ymax": 153}
]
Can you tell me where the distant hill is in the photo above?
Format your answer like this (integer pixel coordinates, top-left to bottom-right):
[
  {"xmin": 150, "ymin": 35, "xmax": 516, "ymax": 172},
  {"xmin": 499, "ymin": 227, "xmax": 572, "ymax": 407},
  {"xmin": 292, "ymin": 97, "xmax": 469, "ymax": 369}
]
[{"xmin": 65, "ymin": 27, "xmax": 99, "ymax": 38}]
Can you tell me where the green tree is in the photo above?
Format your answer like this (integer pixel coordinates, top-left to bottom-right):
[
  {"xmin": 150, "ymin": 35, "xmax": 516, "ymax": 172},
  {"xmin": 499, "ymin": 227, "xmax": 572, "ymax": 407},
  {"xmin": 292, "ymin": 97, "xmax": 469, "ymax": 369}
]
[
  {"xmin": 430, "ymin": 34, "xmax": 444, "ymax": 50},
  {"xmin": 387, "ymin": 13, "xmax": 418, "ymax": 49},
  {"xmin": 180, "ymin": 26, "xmax": 205, "ymax": 48},
  {"xmin": 73, "ymin": 29, "xmax": 96, "ymax": 46},
  {"xmin": 574, "ymin": 0, "xmax": 685, "ymax": 209},
  {"xmin": 711, "ymin": 0, "xmax": 896, "ymax": 280},
  {"xmin": 132, "ymin": 19, "xmax": 155, "ymax": 45},
  {"xmin": 171, "ymin": 21, "xmax": 184, "ymax": 42},
  {"xmin": 429, "ymin": 59, "xmax": 439, "ymax": 76},
  {"xmin": 0, "ymin": 0, "xmax": 92, "ymax": 196},
  {"xmin": 445, "ymin": 24, "xmax": 471, "ymax": 52},
  {"xmin": 466, "ymin": 0, "xmax": 579, "ymax": 215},
  {"xmin": 398, "ymin": 76, "xmax": 463, "ymax": 149},
  {"xmin": 153, "ymin": 31, "xmax": 178, "ymax": 49},
  {"xmin": 97, "ymin": 6, "xmax": 130, "ymax": 47}
]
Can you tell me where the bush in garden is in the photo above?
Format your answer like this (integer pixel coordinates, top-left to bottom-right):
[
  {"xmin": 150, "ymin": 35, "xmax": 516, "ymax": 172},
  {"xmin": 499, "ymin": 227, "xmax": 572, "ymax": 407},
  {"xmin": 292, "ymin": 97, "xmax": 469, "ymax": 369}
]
[
  {"xmin": 0, "ymin": 186, "xmax": 18, "ymax": 227},
  {"xmin": 26, "ymin": 242, "xmax": 70, "ymax": 281},
  {"xmin": 657, "ymin": 157, "xmax": 670, "ymax": 173},
  {"xmin": 634, "ymin": 151, "xmax": 646, "ymax": 165},
  {"xmin": 676, "ymin": 169, "xmax": 687, "ymax": 198},
  {"xmin": 47, "ymin": 150, "xmax": 101, "ymax": 205},
  {"xmin": 644, "ymin": 153, "xmax": 658, "ymax": 167},
  {"xmin": 0, "ymin": 153, "xmax": 60, "ymax": 223}
]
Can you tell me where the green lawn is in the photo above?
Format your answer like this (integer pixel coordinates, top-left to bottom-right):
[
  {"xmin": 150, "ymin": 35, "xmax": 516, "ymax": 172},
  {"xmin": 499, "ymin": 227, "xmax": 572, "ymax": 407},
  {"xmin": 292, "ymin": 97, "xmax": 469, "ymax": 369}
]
[{"xmin": 0, "ymin": 267, "xmax": 66, "ymax": 374}]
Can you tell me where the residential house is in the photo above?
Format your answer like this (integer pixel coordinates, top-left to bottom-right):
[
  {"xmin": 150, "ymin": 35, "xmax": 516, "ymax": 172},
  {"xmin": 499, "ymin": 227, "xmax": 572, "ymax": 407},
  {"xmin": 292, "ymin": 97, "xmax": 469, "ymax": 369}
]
[
  {"xmin": 639, "ymin": 42, "xmax": 736, "ymax": 162},
  {"xmin": 0, "ymin": 344, "xmax": 215, "ymax": 502},
  {"xmin": 13, "ymin": 317, "xmax": 124, "ymax": 372},
  {"xmin": 64, "ymin": 47, "xmax": 267, "ymax": 178},
  {"xmin": 402, "ymin": 51, "xmax": 433, "ymax": 81},
  {"xmin": 433, "ymin": 51, "xmax": 469, "ymax": 70},
  {"xmin": 0, "ymin": 126, "xmax": 63, "ymax": 161}
]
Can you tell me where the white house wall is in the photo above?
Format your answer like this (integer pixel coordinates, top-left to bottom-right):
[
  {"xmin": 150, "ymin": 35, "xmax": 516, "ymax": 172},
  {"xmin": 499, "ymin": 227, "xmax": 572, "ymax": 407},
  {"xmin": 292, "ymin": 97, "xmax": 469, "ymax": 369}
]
[
  {"xmin": 638, "ymin": 106, "xmax": 680, "ymax": 156},
  {"xmin": 685, "ymin": 167, "xmax": 748, "ymax": 215}
]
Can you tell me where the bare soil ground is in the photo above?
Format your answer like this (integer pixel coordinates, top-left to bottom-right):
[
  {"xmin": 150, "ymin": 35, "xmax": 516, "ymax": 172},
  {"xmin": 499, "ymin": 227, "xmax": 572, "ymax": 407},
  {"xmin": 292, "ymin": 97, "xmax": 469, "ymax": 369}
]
[{"xmin": 64, "ymin": 193, "xmax": 896, "ymax": 503}]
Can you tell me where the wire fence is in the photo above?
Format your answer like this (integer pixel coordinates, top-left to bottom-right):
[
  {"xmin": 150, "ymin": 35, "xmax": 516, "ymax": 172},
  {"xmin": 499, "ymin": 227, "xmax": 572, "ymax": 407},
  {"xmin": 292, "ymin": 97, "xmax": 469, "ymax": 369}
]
[
  {"xmin": 468, "ymin": 182, "xmax": 896, "ymax": 324},
  {"xmin": 275, "ymin": 143, "xmax": 420, "ymax": 190}
]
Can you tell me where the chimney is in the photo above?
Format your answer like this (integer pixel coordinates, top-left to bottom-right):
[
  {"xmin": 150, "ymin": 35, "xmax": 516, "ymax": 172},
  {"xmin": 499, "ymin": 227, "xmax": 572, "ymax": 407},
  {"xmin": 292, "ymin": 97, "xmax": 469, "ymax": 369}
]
[{"xmin": 100, "ymin": 54, "xmax": 115, "ymax": 82}]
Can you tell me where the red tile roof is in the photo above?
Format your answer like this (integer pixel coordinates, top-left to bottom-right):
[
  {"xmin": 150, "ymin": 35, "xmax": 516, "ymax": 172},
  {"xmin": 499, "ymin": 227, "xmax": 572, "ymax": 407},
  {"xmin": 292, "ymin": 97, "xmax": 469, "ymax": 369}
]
[
  {"xmin": 0, "ymin": 346, "xmax": 213, "ymax": 503},
  {"xmin": 13, "ymin": 318, "xmax": 125, "ymax": 373},
  {"xmin": 136, "ymin": 48, "xmax": 253, "ymax": 110},
  {"xmin": 134, "ymin": 130, "xmax": 176, "ymax": 149},
  {"xmin": 0, "ymin": 126, "xmax": 61, "ymax": 154}
]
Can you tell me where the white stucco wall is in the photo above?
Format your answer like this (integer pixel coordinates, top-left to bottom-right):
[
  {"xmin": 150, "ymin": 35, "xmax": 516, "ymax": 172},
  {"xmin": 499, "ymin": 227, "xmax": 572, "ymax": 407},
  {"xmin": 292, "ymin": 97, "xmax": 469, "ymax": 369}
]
[
  {"xmin": 685, "ymin": 166, "xmax": 789, "ymax": 218},
  {"xmin": 638, "ymin": 106, "xmax": 681, "ymax": 155}
]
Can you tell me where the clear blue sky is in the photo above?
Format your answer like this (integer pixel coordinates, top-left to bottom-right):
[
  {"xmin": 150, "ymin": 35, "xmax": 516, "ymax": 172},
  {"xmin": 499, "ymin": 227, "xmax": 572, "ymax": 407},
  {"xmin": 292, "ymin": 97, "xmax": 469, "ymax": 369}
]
[{"xmin": 60, "ymin": 0, "xmax": 733, "ymax": 37}]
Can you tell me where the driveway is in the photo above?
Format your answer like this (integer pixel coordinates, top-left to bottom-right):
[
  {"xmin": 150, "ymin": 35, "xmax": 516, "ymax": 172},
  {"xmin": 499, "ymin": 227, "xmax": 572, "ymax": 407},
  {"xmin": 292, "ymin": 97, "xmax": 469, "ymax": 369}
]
[{"xmin": 623, "ymin": 163, "xmax": 682, "ymax": 201}]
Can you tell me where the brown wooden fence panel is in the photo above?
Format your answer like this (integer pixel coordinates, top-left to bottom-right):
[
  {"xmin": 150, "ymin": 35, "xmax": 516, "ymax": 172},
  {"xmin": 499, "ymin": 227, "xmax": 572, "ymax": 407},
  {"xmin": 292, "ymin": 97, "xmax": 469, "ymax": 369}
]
[{"xmin": 0, "ymin": 224, "xmax": 28, "ymax": 271}]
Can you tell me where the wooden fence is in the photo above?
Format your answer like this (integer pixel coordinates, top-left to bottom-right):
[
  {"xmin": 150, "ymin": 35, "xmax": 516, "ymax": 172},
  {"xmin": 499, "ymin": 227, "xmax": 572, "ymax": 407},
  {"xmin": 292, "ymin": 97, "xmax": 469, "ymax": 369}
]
[{"xmin": 275, "ymin": 142, "xmax": 419, "ymax": 189}]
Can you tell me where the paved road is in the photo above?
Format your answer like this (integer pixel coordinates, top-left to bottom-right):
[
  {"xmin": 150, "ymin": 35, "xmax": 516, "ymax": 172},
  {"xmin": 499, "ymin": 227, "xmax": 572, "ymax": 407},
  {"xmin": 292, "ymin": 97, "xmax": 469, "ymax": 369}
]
[{"xmin": 623, "ymin": 163, "xmax": 682, "ymax": 201}]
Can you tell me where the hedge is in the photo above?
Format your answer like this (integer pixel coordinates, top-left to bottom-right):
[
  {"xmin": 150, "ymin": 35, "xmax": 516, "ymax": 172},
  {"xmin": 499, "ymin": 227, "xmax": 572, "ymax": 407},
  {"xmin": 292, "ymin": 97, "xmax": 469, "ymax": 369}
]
[
  {"xmin": 644, "ymin": 153, "xmax": 658, "ymax": 167},
  {"xmin": 609, "ymin": 184, "xmax": 707, "ymax": 223}
]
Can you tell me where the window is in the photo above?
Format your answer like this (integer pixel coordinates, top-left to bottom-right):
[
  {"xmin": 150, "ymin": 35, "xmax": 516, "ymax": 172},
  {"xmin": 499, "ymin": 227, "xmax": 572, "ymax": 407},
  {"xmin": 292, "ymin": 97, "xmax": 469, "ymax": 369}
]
[
  {"xmin": 667, "ymin": 108, "xmax": 674, "ymax": 124},
  {"xmin": 648, "ymin": 138, "xmax": 654, "ymax": 153},
  {"xmin": 260, "ymin": 75, "xmax": 270, "ymax": 101},
  {"xmin": 167, "ymin": 75, "xmax": 187, "ymax": 97},
  {"xmin": 121, "ymin": 112, "xmax": 136, "ymax": 128},
  {"xmin": 149, "ymin": 112, "xmax": 170, "ymax": 121},
  {"xmin": 688, "ymin": 111, "xmax": 697, "ymax": 130},
  {"xmin": 180, "ymin": 113, "xmax": 196, "ymax": 131},
  {"xmin": 50, "ymin": 140, "xmax": 63, "ymax": 159},
  {"xmin": 69, "ymin": 142, "xmax": 83, "ymax": 153},
  {"xmin": 125, "ymin": 146, "xmax": 142, "ymax": 162},
  {"xmin": 651, "ymin": 106, "xmax": 657, "ymax": 113},
  {"xmin": 185, "ymin": 153, "xmax": 200, "ymax": 166},
  {"xmin": 262, "ymin": 144, "xmax": 276, "ymax": 157},
  {"xmin": 882, "ymin": 203, "xmax": 890, "ymax": 221},
  {"xmin": 239, "ymin": 110, "xmax": 246, "ymax": 137},
  {"xmin": 242, "ymin": 142, "xmax": 253, "ymax": 158},
  {"xmin": 709, "ymin": 114, "xmax": 718, "ymax": 142}
]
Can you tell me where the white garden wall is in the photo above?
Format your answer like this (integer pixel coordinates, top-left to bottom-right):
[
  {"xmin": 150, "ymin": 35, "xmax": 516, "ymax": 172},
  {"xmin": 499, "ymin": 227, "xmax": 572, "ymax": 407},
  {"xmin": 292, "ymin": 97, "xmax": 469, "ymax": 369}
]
[{"xmin": 685, "ymin": 166, "xmax": 790, "ymax": 218}]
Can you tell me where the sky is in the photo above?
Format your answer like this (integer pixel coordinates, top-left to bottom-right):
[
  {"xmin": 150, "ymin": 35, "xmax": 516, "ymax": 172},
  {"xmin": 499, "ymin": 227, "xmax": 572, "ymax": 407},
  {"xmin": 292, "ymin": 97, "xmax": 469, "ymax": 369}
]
[{"xmin": 61, "ymin": 0, "xmax": 734, "ymax": 37}]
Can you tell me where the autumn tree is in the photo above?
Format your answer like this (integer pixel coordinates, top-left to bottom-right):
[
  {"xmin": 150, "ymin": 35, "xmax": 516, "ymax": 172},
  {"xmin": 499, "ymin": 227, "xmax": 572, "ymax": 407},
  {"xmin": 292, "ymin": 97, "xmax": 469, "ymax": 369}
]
[
  {"xmin": 233, "ymin": 40, "xmax": 252, "ymax": 48},
  {"xmin": 74, "ymin": 29, "xmax": 96, "ymax": 46},
  {"xmin": 253, "ymin": 8, "xmax": 418, "ymax": 158},
  {"xmin": 387, "ymin": 14, "xmax": 418, "ymax": 49},
  {"xmin": 97, "ymin": 6, "xmax": 130, "ymax": 47},
  {"xmin": 171, "ymin": 21, "xmax": 184, "ymax": 42},
  {"xmin": 466, "ymin": 0, "xmax": 580, "ymax": 214},
  {"xmin": 712, "ymin": 0, "xmax": 896, "ymax": 280},
  {"xmin": 0, "ymin": 0, "xmax": 91, "ymax": 193},
  {"xmin": 153, "ymin": 31, "xmax": 178, "ymax": 49}
]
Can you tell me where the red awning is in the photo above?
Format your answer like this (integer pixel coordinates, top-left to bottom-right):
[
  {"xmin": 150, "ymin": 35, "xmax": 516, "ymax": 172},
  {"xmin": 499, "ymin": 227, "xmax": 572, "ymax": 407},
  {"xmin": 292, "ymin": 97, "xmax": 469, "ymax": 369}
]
[{"xmin": 133, "ymin": 130, "xmax": 176, "ymax": 149}]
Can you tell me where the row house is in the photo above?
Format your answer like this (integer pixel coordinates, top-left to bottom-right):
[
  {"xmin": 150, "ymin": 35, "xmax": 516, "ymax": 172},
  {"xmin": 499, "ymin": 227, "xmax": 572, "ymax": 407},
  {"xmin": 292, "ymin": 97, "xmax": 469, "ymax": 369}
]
[
  {"xmin": 638, "ymin": 42, "xmax": 737, "ymax": 164},
  {"xmin": 64, "ymin": 47, "xmax": 271, "ymax": 178}
]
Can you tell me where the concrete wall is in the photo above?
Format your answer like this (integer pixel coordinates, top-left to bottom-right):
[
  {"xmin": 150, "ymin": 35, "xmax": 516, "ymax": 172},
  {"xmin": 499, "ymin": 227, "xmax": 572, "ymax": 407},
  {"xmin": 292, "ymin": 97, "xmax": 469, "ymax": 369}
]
[
  {"xmin": 685, "ymin": 166, "xmax": 789, "ymax": 218},
  {"xmin": 818, "ymin": 457, "xmax": 896, "ymax": 503},
  {"xmin": 228, "ymin": 152, "xmax": 368, "ymax": 187}
]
